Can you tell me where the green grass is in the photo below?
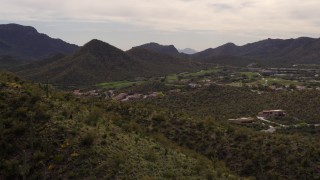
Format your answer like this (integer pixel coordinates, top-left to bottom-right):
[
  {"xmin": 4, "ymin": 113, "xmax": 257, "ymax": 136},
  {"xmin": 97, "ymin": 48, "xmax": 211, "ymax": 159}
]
[
  {"xmin": 165, "ymin": 68, "xmax": 220, "ymax": 84},
  {"xmin": 250, "ymin": 78, "xmax": 302, "ymax": 86},
  {"xmin": 261, "ymin": 78, "xmax": 301, "ymax": 85},
  {"xmin": 181, "ymin": 68, "xmax": 219, "ymax": 77},
  {"xmin": 239, "ymin": 72, "xmax": 261, "ymax": 80},
  {"xmin": 97, "ymin": 81, "xmax": 144, "ymax": 89},
  {"xmin": 165, "ymin": 74, "xmax": 179, "ymax": 83},
  {"xmin": 165, "ymin": 84, "xmax": 185, "ymax": 88}
]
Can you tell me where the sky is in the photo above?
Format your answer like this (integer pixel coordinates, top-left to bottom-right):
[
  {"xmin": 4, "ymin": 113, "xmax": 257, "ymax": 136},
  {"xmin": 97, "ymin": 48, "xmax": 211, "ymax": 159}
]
[{"xmin": 0, "ymin": 0, "xmax": 320, "ymax": 51}]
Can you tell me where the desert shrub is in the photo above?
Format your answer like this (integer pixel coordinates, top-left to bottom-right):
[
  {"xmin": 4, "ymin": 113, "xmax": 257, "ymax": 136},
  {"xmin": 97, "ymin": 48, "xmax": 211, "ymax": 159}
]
[
  {"xmin": 122, "ymin": 121, "xmax": 141, "ymax": 133},
  {"xmin": 100, "ymin": 140, "xmax": 107, "ymax": 146},
  {"xmin": 33, "ymin": 151, "xmax": 45, "ymax": 161},
  {"xmin": 12, "ymin": 121, "xmax": 28, "ymax": 136},
  {"xmin": 151, "ymin": 112, "xmax": 167, "ymax": 124},
  {"xmin": 141, "ymin": 176, "xmax": 155, "ymax": 180},
  {"xmin": 2, "ymin": 159, "xmax": 20, "ymax": 178},
  {"xmin": 163, "ymin": 170, "xmax": 176, "ymax": 179},
  {"xmin": 80, "ymin": 133, "xmax": 95, "ymax": 147},
  {"xmin": 144, "ymin": 149, "xmax": 158, "ymax": 162},
  {"xmin": 85, "ymin": 107, "xmax": 104, "ymax": 126},
  {"xmin": 53, "ymin": 154, "xmax": 65, "ymax": 164}
]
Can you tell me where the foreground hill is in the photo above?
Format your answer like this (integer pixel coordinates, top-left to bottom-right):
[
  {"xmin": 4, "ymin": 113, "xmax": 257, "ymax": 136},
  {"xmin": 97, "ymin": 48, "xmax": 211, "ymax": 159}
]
[
  {"xmin": 2, "ymin": 71, "xmax": 320, "ymax": 179},
  {"xmin": 14, "ymin": 40, "xmax": 201, "ymax": 86},
  {"xmin": 14, "ymin": 39, "xmax": 149, "ymax": 86},
  {"xmin": 194, "ymin": 37, "xmax": 320, "ymax": 66},
  {"xmin": 0, "ymin": 71, "xmax": 236, "ymax": 179},
  {"xmin": 0, "ymin": 24, "xmax": 78, "ymax": 60},
  {"xmin": 140, "ymin": 85, "xmax": 320, "ymax": 179},
  {"xmin": 0, "ymin": 55, "xmax": 25, "ymax": 69}
]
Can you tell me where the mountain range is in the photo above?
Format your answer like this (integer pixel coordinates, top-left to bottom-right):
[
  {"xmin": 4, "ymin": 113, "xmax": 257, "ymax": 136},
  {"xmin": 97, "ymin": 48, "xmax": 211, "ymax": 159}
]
[
  {"xmin": 1, "ymin": 23, "xmax": 320, "ymax": 86},
  {"xmin": 0, "ymin": 24, "xmax": 78, "ymax": 60},
  {"xmin": 194, "ymin": 37, "xmax": 320, "ymax": 66},
  {"xmin": 13, "ymin": 39, "xmax": 199, "ymax": 86}
]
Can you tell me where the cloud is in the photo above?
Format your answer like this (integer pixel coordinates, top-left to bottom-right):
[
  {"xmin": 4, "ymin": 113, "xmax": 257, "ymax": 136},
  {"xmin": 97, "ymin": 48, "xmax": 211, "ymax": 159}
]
[
  {"xmin": 210, "ymin": 3, "xmax": 234, "ymax": 12},
  {"xmin": 1, "ymin": 0, "xmax": 320, "ymax": 34}
]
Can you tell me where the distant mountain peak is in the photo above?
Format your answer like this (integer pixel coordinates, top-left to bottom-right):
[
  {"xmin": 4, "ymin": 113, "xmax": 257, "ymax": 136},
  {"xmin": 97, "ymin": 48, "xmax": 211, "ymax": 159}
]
[
  {"xmin": 82, "ymin": 39, "xmax": 112, "ymax": 50},
  {"xmin": 134, "ymin": 42, "xmax": 179, "ymax": 55},
  {"xmin": 0, "ymin": 23, "xmax": 79, "ymax": 60},
  {"xmin": 0, "ymin": 23, "xmax": 38, "ymax": 34},
  {"xmin": 144, "ymin": 42, "xmax": 161, "ymax": 46},
  {"xmin": 178, "ymin": 48, "xmax": 198, "ymax": 55},
  {"xmin": 85, "ymin": 39, "xmax": 108, "ymax": 46},
  {"xmin": 79, "ymin": 39, "xmax": 124, "ymax": 56},
  {"xmin": 224, "ymin": 42, "xmax": 237, "ymax": 47},
  {"xmin": 143, "ymin": 42, "xmax": 175, "ymax": 47}
]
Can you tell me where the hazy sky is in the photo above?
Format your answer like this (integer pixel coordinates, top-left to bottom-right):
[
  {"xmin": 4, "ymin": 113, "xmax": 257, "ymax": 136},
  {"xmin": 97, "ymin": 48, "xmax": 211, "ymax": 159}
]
[{"xmin": 1, "ymin": 0, "xmax": 320, "ymax": 51}]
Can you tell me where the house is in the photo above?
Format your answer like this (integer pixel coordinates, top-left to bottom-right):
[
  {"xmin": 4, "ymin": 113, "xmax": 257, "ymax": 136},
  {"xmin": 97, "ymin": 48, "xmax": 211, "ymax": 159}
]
[
  {"xmin": 113, "ymin": 93, "xmax": 128, "ymax": 101},
  {"xmin": 86, "ymin": 90, "xmax": 99, "ymax": 97},
  {"xmin": 180, "ymin": 79, "xmax": 191, "ymax": 83},
  {"xmin": 73, "ymin": 90, "xmax": 83, "ymax": 96},
  {"xmin": 120, "ymin": 94, "xmax": 142, "ymax": 102},
  {"xmin": 127, "ymin": 93, "xmax": 142, "ymax": 100},
  {"xmin": 143, "ymin": 92, "xmax": 159, "ymax": 99},
  {"xmin": 296, "ymin": 86, "xmax": 306, "ymax": 91},
  {"xmin": 104, "ymin": 90, "xmax": 115, "ymax": 99},
  {"xmin": 260, "ymin": 69, "xmax": 273, "ymax": 76},
  {"xmin": 188, "ymin": 83, "xmax": 202, "ymax": 88},
  {"xmin": 228, "ymin": 117, "xmax": 256, "ymax": 124},
  {"xmin": 148, "ymin": 92, "xmax": 159, "ymax": 98},
  {"xmin": 258, "ymin": 110, "xmax": 286, "ymax": 119},
  {"xmin": 201, "ymin": 79, "xmax": 211, "ymax": 83}
]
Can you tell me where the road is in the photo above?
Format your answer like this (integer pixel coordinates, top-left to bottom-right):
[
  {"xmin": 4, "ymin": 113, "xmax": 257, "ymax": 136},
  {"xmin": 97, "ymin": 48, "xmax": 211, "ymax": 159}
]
[
  {"xmin": 257, "ymin": 116, "xmax": 288, "ymax": 127},
  {"xmin": 257, "ymin": 116, "xmax": 320, "ymax": 133},
  {"xmin": 261, "ymin": 125, "xmax": 276, "ymax": 133}
]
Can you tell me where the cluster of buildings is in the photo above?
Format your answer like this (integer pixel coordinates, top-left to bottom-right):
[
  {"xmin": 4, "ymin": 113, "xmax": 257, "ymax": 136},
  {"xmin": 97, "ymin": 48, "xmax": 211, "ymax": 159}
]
[
  {"xmin": 72, "ymin": 90, "xmax": 99, "ymax": 97},
  {"xmin": 72, "ymin": 89, "xmax": 164, "ymax": 102},
  {"xmin": 112, "ymin": 92, "xmax": 162, "ymax": 102},
  {"xmin": 249, "ymin": 67, "xmax": 320, "ymax": 78},
  {"xmin": 187, "ymin": 80, "xmax": 215, "ymax": 88}
]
